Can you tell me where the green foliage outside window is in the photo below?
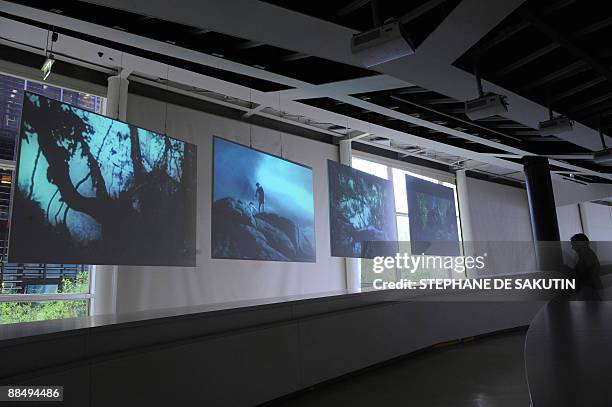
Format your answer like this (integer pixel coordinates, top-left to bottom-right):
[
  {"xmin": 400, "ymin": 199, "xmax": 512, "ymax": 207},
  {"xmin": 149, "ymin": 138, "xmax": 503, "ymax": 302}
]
[{"xmin": 0, "ymin": 271, "xmax": 89, "ymax": 325}]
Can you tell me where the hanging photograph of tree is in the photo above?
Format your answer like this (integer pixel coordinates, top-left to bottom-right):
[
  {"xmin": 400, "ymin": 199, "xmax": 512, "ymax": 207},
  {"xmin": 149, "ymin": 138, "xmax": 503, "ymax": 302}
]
[
  {"xmin": 9, "ymin": 92, "xmax": 197, "ymax": 266},
  {"xmin": 328, "ymin": 160, "xmax": 397, "ymax": 258},
  {"xmin": 405, "ymin": 175, "xmax": 460, "ymax": 256}
]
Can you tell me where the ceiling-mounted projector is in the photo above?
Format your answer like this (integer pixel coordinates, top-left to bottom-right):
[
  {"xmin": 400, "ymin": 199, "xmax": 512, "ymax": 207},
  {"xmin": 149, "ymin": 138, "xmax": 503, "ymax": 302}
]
[
  {"xmin": 538, "ymin": 116, "xmax": 573, "ymax": 136},
  {"xmin": 464, "ymin": 93, "xmax": 508, "ymax": 120},
  {"xmin": 591, "ymin": 122, "xmax": 611, "ymax": 164},
  {"xmin": 351, "ymin": 20, "xmax": 414, "ymax": 67},
  {"xmin": 593, "ymin": 148, "xmax": 612, "ymax": 164}
]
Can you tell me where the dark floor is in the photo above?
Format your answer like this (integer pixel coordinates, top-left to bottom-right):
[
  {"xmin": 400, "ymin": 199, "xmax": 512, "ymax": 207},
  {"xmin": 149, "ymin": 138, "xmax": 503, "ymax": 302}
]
[{"xmin": 273, "ymin": 331, "xmax": 530, "ymax": 407}]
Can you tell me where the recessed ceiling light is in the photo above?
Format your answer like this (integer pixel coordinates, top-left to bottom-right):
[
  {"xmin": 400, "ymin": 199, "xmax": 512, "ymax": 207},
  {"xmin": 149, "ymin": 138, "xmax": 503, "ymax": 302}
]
[{"xmin": 211, "ymin": 53, "xmax": 224, "ymax": 58}]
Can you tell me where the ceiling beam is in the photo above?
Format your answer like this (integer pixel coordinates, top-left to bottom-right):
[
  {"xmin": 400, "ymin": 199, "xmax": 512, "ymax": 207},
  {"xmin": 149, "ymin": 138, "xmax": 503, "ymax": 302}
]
[
  {"xmin": 343, "ymin": 131, "xmax": 372, "ymax": 140},
  {"xmin": 241, "ymin": 103, "xmax": 266, "ymax": 118},
  {"xmin": 552, "ymin": 77, "xmax": 606, "ymax": 102},
  {"xmin": 237, "ymin": 40, "xmax": 264, "ymax": 49},
  {"xmin": 495, "ymin": 43, "xmax": 559, "ymax": 76},
  {"xmin": 390, "ymin": 94, "xmax": 522, "ymax": 142},
  {"xmin": 400, "ymin": 0, "xmax": 446, "ymax": 24},
  {"xmin": 521, "ymin": 60, "xmax": 587, "ymax": 91},
  {"xmin": 475, "ymin": 21, "xmax": 529, "ymax": 54},
  {"xmin": 280, "ymin": 52, "xmax": 310, "ymax": 62},
  {"xmin": 567, "ymin": 93, "xmax": 612, "ymax": 114},
  {"xmin": 358, "ymin": 139, "xmax": 458, "ymax": 167},
  {"xmin": 338, "ymin": 0, "xmax": 370, "ymax": 16},
  {"xmin": 520, "ymin": 7, "xmax": 612, "ymax": 88},
  {"xmin": 488, "ymin": 123, "xmax": 530, "ymax": 129},
  {"xmin": 498, "ymin": 15, "xmax": 612, "ymax": 78},
  {"xmin": 475, "ymin": 0, "xmax": 576, "ymax": 54},
  {"xmin": 4, "ymin": 0, "xmax": 610, "ymax": 181},
  {"xmin": 421, "ymin": 97, "xmax": 460, "ymax": 104},
  {"xmin": 573, "ymin": 99, "xmax": 612, "ymax": 120},
  {"xmin": 394, "ymin": 86, "xmax": 431, "ymax": 95}
]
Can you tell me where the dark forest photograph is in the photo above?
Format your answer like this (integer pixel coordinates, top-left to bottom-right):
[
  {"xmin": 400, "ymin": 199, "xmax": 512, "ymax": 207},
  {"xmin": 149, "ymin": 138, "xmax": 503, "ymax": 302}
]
[
  {"xmin": 328, "ymin": 160, "xmax": 397, "ymax": 258},
  {"xmin": 405, "ymin": 175, "xmax": 460, "ymax": 256},
  {"xmin": 9, "ymin": 92, "xmax": 197, "ymax": 266}
]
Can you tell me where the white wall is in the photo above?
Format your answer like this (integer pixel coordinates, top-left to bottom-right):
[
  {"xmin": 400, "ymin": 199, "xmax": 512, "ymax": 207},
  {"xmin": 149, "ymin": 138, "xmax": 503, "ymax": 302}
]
[
  {"xmin": 556, "ymin": 204, "xmax": 583, "ymax": 241},
  {"xmin": 555, "ymin": 204, "xmax": 583, "ymax": 266},
  {"xmin": 464, "ymin": 177, "xmax": 533, "ymax": 242},
  {"xmin": 116, "ymin": 94, "xmax": 345, "ymax": 313},
  {"xmin": 462, "ymin": 177, "xmax": 536, "ymax": 276},
  {"xmin": 580, "ymin": 202, "xmax": 612, "ymax": 240},
  {"xmin": 580, "ymin": 202, "xmax": 612, "ymax": 265},
  {"xmin": 554, "ymin": 179, "xmax": 612, "ymax": 206},
  {"xmin": 115, "ymin": 94, "xmax": 563, "ymax": 311}
]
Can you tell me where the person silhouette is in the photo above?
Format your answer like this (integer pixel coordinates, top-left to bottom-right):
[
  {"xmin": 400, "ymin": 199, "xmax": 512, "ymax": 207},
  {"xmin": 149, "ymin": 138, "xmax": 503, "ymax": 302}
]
[
  {"xmin": 255, "ymin": 182, "xmax": 265, "ymax": 214},
  {"xmin": 570, "ymin": 233, "xmax": 602, "ymax": 300}
]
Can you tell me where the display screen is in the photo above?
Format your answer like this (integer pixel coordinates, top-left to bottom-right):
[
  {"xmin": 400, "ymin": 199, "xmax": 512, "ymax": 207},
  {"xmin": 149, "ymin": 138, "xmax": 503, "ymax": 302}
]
[
  {"xmin": 405, "ymin": 175, "xmax": 460, "ymax": 256},
  {"xmin": 328, "ymin": 160, "xmax": 397, "ymax": 258},
  {"xmin": 212, "ymin": 137, "xmax": 315, "ymax": 262},
  {"xmin": 9, "ymin": 92, "xmax": 197, "ymax": 266}
]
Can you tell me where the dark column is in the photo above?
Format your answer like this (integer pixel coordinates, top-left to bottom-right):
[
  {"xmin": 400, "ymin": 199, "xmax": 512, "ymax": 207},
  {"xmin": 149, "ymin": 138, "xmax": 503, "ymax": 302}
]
[
  {"xmin": 523, "ymin": 157, "xmax": 560, "ymax": 241},
  {"xmin": 523, "ymin": 156, "xmax": 561, "ymax": 270}
]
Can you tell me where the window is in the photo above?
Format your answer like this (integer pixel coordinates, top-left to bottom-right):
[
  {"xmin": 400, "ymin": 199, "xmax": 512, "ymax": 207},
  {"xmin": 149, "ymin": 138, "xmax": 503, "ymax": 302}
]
[
  {"xmin": 352, "ymin": 156, "xmax": 464, "ymax": 285},
  {"xmin": 0, "ymin": 72, "xmax": 104, "ymax": 324}
]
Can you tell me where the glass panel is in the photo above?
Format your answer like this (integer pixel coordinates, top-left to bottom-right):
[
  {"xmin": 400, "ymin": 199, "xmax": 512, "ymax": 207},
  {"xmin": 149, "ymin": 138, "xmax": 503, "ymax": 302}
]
[
  {"xmin": 0, "ymin": 267, "xmax": 89, "ymax": 295},
  {"xmin": 0, "ymin": 300, "xmax": 88, "ymax": 324},
  {"xmin": 352, "ymin": 157, "xmax": 388, "ymax": 179},
  {"xmin": 396, "ymin": 215, "xmax": 410, "ymax": 242},
  {"xmin": 0, "ymin": 71, "xmax": 98, "ymax": 321},
  {"xmin": 392, "ymin": 168, "xmax": 408, "ymax": 213}
]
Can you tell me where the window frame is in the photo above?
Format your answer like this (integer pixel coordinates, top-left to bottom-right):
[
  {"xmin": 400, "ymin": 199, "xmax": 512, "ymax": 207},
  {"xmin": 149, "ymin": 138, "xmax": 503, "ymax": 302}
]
[
  {"xmin": 351, "ymin": 151, "xmax": 466, "ymax": 286},
  {"xmin": 0, "ymin": 69, "xmax": 105, "ymax": 319}
]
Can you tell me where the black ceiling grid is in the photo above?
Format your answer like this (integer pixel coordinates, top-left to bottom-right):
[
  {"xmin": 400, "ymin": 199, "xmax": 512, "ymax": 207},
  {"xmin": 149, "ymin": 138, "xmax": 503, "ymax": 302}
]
[
  {"xmin": 298, "ymin": 96, "xmax": 510, "ymax": 155},
  {"xmin": 300, "ymin": 94, "xmax": 612, "ymax": 184},
  {"xmin": 502, "ymin": 156, "xmax": 611, "ymax": 184},
  {"xmin": 353, "ymin": 85, "xmax": 596, "ymax": 156},
  {"xmin": 454, "ymin": 0, "xmax": 612, "ymax": 137},
  {"xmin": 0, "ymin": 10, "xmax": 290, "ymax": 93},
  {"xmin": 262, "ymin": 0, "xmax": 462, "ymax": 49},
  {"xmin": 6, "ymin": 0, "xmax": 376, "ymax": 87}
]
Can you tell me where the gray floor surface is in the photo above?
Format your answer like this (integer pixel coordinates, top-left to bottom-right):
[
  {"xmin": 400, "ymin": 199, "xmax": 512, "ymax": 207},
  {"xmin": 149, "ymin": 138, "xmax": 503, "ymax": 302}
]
[{"xmin": 273, "ymin": 331, "xmax": 530, "ymax": 407}]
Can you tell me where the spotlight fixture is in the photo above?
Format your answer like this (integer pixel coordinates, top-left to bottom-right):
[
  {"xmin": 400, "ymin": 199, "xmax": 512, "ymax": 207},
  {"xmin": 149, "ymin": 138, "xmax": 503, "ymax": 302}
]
[
  {"xmin": 41, "ymin": 55, "xmax": 55, "ymax": 81},
  {"xmin": 464, "ymin": 58, "xmax": 508, "ymax": 120},
  {"xmin": 41, "ymin": 30, "xmax": 58, "ymax": 81}
]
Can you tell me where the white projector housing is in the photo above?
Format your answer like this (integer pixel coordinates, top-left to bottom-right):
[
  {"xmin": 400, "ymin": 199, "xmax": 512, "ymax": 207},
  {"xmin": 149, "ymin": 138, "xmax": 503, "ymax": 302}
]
[
  {"xmin": 593, "ymin": 148, "xmax": 612, "ymax": 164},
  {"xmin": 538, "ymin": 116, "xmax": 573, "ymax": 136},
  {"xmin": 351, "ymin": 21, "xmax": 414, "ymax": 67},
  {"xmin": 464, "ymin": 93, "xmax": 508, "ymax": 120}
]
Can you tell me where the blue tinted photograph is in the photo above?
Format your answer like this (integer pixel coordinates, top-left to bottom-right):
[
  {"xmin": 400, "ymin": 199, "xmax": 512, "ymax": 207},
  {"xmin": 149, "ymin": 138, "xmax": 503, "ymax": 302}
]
[
  {"xmin": 406, "ymin": 175, "xmax": 460, "ymax": 256},
  {"xmin": 10, "ymin": 92, "xmax": 197, "ymax": 266},
  {"xmin": 212, "ymin": 137, "xmax": 315, "ymax": 262},
  {"xmin": 328, "ymin": 160, "xmax": 397, "ymax": 258}
]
